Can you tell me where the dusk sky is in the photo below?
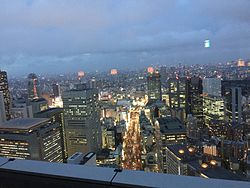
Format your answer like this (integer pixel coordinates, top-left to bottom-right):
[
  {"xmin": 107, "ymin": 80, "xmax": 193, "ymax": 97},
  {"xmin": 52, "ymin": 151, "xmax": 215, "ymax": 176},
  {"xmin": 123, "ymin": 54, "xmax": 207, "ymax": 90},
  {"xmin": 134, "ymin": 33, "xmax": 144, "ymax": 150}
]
[{"xmin": 0, "ymin": 0, "xmax": 250, "ymax": 75}]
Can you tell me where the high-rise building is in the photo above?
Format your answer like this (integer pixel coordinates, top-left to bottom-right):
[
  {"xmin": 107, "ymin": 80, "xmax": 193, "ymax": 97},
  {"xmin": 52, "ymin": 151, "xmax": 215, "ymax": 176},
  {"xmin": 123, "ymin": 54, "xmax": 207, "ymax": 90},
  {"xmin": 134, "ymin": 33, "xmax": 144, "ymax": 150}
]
[
  {"xmin": 0, "ymin": 71, "xmax": 11, "ymax": 120},
  {"xmin": 186, "ymin": 77, "xmax": 203, "ymax": 127},
  {"xmin": 224, "ymin": 87, "xmax": 242, "ymax": 125},
  {"xmin": 62, "ymin": 86, "xmax": 102, "ymax": 156},
  {"xmin": 147, "ymin": 71, "xmax": 162, "ymax": 103},
  {"xmin": 29, "ymin": 98, "xmax": 48, "ymax": 114},
  {"xmin": 0, "ymin": 118, "xmax": 64, "ymax": 162},
  {"xmin": 159, "ymin": 66, "xmax": 167, "ymax": 84},
  {"xmin": 27, "ymin": 73, "xmax": 41, "ymax": 100},
  {"xmin": 34, "ymin": 108, "xmax": 67, "ymax": 160},
  {"xmin": 203, "ymin": 78, "xmax": 221, "ymax": 97},
  {"xmin": 154, "ymin": 117, "xmax": 186, "ymax": 173},
  {"xmin": 203, "ymin": 95, "xmax": 224, "ymax": 131},
  {"xmin": 222, "ymin": 80, "xmax": 250, "ymax": 125},
  {"xmin": 186, "ymin": 114, "xmax": 202, "ymax": 141},
  {"xmin": 0, "ymin": 92, "xmax": 6, "ymax": 122},
  {"xmin": 168, "ymin": 77, "xmax": 187, "ymax": 121},
  {"xmin": 52, "ymin": 83, "xmax": 61, "ymax": 97}
]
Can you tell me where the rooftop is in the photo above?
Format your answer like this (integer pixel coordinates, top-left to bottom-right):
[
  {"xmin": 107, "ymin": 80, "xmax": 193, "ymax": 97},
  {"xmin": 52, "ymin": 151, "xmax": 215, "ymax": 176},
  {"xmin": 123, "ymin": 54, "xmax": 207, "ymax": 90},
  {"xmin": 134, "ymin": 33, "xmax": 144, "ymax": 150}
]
[
  {"xmin": 157, "ymin": 117, "xmax": 186, "ymax": 134},
  {"xmin": 188, "ymin": 160, "xmax": 248, "ymax": 181},
  {"xmin": 30, "ymin": 98, "xmax": 47, "ymax": 103},
  {"xmin": 166, "ymin": 144, "xmax": 199, "ymax": 162},
  {"xmin": 0, "ymin": 118, "xmax": 49, "ymax": 130}
]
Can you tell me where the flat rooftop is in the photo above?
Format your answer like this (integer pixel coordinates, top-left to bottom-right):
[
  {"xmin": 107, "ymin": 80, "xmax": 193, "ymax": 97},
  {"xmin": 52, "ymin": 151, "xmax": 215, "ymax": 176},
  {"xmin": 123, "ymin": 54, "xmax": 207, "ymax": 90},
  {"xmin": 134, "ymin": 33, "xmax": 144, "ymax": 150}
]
[
  {"xmin": 0, "ymin": 118, "xmax": 49, "ymax": 130},
  {"xmin": 166, "ymin": 144, "xmax": 199, "ymax": 162},
  {"xmin": 157, "ymin": 117, "xmax": 186, "ymax": 134},
  {"xmin": 188, "ymin": 160, "xmax": 248, "ymax": 181}
]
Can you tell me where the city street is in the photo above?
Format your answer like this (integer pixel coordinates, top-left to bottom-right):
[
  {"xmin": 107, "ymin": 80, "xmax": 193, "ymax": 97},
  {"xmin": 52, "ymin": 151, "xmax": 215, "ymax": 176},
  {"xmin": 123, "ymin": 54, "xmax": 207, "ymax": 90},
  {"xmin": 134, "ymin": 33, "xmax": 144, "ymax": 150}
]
[{"xmin": 122, "ymin": 107, "xmax": 141, "ymax": 170}]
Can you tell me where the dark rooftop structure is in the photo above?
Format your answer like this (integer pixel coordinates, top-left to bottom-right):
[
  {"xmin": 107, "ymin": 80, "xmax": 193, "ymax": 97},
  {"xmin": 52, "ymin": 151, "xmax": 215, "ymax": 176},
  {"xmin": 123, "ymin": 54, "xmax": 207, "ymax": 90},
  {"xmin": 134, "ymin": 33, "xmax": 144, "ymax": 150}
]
[
  {"xmin": 34, "ymin": 108, "xmax": 63, "ymax": 117},
  {"xmin": 166, "ymin": 144, "xmax": 200, "ymax": 163},
  {"xmin": 157, "ymin": 117, "xmax": 186, "ymax": 134},
  {"xmin": 0, "ymin": 118, "xmax": 49, "ymax": 130},
  {"xmin": 188, "ymin": 160, "xmax": 248, "ymax": 181},
  {"xmin": 166, "ymin": 144, "xmax": 248, "ymax": 182}
]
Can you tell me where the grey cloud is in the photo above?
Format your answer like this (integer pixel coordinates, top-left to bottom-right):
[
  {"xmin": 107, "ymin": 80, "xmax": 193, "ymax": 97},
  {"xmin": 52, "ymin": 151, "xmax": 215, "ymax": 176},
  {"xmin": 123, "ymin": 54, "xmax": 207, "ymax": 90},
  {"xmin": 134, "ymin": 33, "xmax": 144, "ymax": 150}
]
[{"xmin": 0, "ymin": 0, "xmax": 250, "ymax": 75}]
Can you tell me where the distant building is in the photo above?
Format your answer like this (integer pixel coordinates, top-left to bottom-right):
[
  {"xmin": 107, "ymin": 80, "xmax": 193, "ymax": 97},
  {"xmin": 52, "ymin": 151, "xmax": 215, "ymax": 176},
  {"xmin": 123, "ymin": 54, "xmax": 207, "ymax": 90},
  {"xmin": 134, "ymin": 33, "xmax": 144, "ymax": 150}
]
[
  {"xmin": 11, "ymin": 99, "xmax": 33, "ymax": 119},
  {"xmin": 0, "ymin": 118, "xmax": 64, "ymax": 162},
  {"xmin": 0, "ymin": 71, "xmax": 11, "ymax": 120},
  {"xmin": 147, "ymin": 71, "xmax": 162, "ymax": 103},
  {"xmin": 224, "ymin": 87, "xmax": 242, "ymax": 124},
  {"xmin": 203, "ymin": 78, "xmax": 221, "ymax": 97},
  {"xmin": 0, "ymin": 92, "xmax": 6, "ymax": 123},
  {"xmin": 186, "ymin": 114, "xmax": 202, "ymax": 141},
  {"xmin": 159, "ymin": 66, "xmax": 167, "ymax": 84},
  {"xmin": 27, "ymin": 73, "xmax": 41, "ymax": 100},
  {"xmin": 203, "ymin": 95, "xmax": 224, "ymax": 136},
  {"xmin": 52, "ymin": 83, "xmax": 61, "ymax": 97},
  {"xmin": 222, "ymin": 79, "xmax": 250, "ymax": 125},
  {"xmin": 186, "ymin": 77, "xmax": 203, "ymax": 128},
  {"xmin": 168, "ymin": 77, "xmax": 187, "ymax": 121},
  {"xmin": 29, "ymin": 98, "xmax": 48, "ymax": 114},
  {"xmin": 62, "ymin": 86, "xmax": 102, "ymax": 156}
]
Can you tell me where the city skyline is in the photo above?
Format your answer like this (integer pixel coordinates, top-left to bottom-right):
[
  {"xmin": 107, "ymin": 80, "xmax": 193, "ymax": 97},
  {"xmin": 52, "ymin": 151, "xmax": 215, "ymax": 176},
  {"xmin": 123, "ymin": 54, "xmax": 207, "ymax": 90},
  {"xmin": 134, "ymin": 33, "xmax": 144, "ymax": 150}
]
[{"xmin": 0, "ymin": 0, "xmax": 250, "ymax": 75}]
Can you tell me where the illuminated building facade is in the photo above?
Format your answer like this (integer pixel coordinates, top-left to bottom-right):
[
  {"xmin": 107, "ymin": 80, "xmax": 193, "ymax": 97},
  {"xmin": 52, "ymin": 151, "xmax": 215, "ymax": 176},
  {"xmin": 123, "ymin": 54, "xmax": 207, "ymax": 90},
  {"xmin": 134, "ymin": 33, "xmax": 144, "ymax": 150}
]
[
  {"xmin": 34, "ymin": 108, "xmax": 67, "ymax": 160},
  {"xmin": 0, "ymin": 71, "xmax": 11, "ymax": 120},
  {"xmin": 147, "ymin": 72, "xmax": 162, "ymax": 103},
  {"xmin": 62, "ymin": 86, "xmax": 102, "ymax": 156},
  {"xmin": 27, "ymin": 73, "xmax": 41, "ymax": 100},
  {"xmin": 168, "ymin": 77, "xmax": 187, "ymax": 121},
  {"xmin": 203, "ymin": 95, "xmax": 225, "ymax": 136},
  {"xmin": 0, "ymin": 118, "xmax": 64, "ymax": 162}
]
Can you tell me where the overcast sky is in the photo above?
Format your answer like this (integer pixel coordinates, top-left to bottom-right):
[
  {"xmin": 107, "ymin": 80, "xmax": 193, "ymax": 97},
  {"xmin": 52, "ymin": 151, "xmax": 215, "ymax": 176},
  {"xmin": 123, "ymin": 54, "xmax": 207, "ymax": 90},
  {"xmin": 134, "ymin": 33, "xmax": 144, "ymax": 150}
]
[{"xmin": 0, "ymin": 0, "xmax": 250, "ymax": 75}]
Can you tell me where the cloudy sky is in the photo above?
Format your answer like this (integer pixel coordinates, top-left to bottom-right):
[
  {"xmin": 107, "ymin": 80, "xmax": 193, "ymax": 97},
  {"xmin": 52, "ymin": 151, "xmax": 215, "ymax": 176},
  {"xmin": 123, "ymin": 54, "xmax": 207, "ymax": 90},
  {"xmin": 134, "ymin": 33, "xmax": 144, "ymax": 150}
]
[{"xmin": 0, "ymin": 0, "xmax": 250, "ymax": 75}]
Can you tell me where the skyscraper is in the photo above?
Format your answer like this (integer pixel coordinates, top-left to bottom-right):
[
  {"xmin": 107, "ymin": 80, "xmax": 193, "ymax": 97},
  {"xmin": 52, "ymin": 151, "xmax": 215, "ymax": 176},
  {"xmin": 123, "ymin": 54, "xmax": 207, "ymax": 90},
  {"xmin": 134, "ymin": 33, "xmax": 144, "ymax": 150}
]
[
  {"xmin": 27, "ymin": 73, "xmax": 41, "ymax": 100},
  {"xmin": 62, "ymin": 85, "xmax": 102, "ymax": 156},
  {"xmin": 52, "ymin": 83, "xmax": 61, "ymax": 97},
  {"xmin": 203, "ymin": 78, "xmax": 221, "ymax": 97},
  {"xmin": 147, "ymin": 71, "xmax": 162, "ymax": 103},
  {"xmin": 222, "ymin": 79, "xmax": 250, "ymax": 125},
  {"xmin": 186, "ymin": 77, "xmax": 203, "ymax": 128},
  {"xmin": 0, "ymin": 92, "xmax": 6, "ymax": 122},
  {"xmin": 0, "ymin": 70, "xmax": 11, "ymax": 120},
  {"xmin": 159, "ymin": 66, "xmax": 167, "ymax": 84},
  {"xmin": 224, "ymin": 87, "xmax": 242, "ymax": 125},
  {"xmin": 34, "ymin": 108, "xmax": 67, "ymax": 160},
  {"xmin": 168, "ymin": 77, "xmax": 187, "ymax": 121}
]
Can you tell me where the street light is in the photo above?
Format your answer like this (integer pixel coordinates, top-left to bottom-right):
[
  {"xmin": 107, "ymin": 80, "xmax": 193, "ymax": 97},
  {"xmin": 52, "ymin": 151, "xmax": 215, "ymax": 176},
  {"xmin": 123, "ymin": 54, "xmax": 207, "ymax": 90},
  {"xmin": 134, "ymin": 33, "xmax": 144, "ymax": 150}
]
[{"xmin": 201, "ymin": 163, "xmax": 208, "ymax": 169}]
